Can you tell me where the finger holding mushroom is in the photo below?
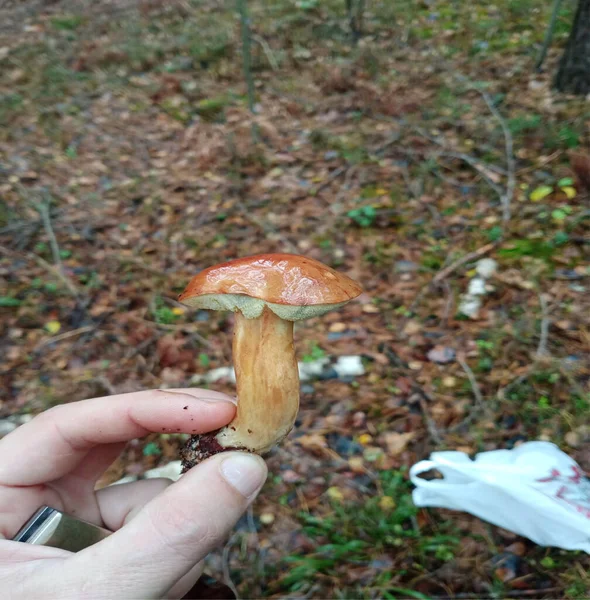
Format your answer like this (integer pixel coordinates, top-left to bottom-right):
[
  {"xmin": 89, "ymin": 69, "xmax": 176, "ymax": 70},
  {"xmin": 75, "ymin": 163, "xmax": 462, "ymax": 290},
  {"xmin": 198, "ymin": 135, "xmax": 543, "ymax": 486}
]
[{"xmin": 177, "ymin": 253, "xmax": 362, "ymax": 470}]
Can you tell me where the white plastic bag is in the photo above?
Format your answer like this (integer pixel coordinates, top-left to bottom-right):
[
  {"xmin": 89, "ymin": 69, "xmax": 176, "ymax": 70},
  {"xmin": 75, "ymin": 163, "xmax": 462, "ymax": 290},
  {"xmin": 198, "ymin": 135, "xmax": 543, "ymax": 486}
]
[{"xmin": 410, "ymin": 441, "xmax": 590, "ymax": 552}]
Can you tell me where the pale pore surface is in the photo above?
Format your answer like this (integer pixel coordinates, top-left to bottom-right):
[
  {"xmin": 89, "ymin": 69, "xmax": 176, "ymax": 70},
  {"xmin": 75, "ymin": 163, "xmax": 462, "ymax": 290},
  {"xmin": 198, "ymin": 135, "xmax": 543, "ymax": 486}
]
[{"xmin": 181, "ymin": 293, "xmax": 348, "ymax": 321}]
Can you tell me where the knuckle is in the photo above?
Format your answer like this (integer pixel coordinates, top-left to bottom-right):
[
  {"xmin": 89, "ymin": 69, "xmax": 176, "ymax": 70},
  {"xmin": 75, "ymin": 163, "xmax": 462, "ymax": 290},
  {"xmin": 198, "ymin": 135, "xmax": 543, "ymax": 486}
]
[
  {"xmin": 37, "ymin": 405, "xmax": 64, "ymax": 422},
  {"xmin": 146, "ymin": 499, "xmax": 224, "ymax": 561}
]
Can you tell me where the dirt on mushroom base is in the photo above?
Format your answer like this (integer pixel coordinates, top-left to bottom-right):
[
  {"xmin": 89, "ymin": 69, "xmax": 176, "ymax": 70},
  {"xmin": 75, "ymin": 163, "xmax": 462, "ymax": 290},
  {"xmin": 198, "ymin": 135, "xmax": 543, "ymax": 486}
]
[
  {"xmin": 180, "ymin": 430, "xmax": 248, "ymax": 472},
  {"xmin": 0, "ymin": 0, "xmax": 589, "ymax": 597}
]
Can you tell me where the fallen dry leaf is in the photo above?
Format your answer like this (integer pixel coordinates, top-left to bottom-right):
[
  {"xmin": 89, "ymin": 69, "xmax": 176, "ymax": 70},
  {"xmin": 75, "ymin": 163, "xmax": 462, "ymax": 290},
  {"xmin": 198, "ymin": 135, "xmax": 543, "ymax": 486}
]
[{"xmin": 382, "ymin": 432, "xmax": 414, "ymax": 456}]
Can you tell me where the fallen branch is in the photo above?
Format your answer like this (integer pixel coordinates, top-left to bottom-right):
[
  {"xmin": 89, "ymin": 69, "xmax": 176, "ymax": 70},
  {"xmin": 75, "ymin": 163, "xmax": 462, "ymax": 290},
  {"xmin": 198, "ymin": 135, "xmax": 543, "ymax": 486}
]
[
  {"xmin": 20, "ymin": 198, "xmax": 81, "ymax": 298},
  {"xmin": 92, "ymin": 375, "xmax": 118, "ymax": 396},
  {"xmin": 370, "ymin": 131, "xmax": 402, "ymax": 156},
  {"xmin": 536, "ymin": 0, "xmax": 564, "ymax": 71},
  {"xmin": 412, "ymin": 124, "xmax": 507, "ymax": 175},
  {"xmin": 221, "ymin": 531, "xmax": 241, "ymax": 600},
  {"xmin": 29, "ymin": 252, "xmax": 79, "ymax": 298},
  {"xmin": 457, "ymin": 354, "xmax": 486, "ymax": 412},
  {"xmin": 535, "ymin": 292, "xmax": 551, "ymax": 359},
  {"xmin": 497, "ymin": 371, "xmax": 530, "ymax": 403},
  {"xmin": 417, "ymin": 395, "xmax": 443, "ymax": 445},
  {"xmin": 0, "ymin": 245, "xmax": 79, "ymax": 298},
  {"xmin": 236, "ymin": 0, "xmax": 258, "ymax": 143},
  {"xmin": 140, "ymin": 318, "xmax": 213, "ymax": 348},
  {"xmin": 116, "ymin": 255, "xmax": 169, "ymax": 277},
  {"xmin": 413, "ymin": 84, "xmax": 516, "ymax": 225},
  {"xmin": 36, "ymin": 202, "xmax": 63, "ymax": 271},
  {"xmin": 35, "ymin": 325, "xmax": 96, "ymax": 350},
  {"xmin": 516, "ymin": 150, "xmax": 562, "ymax": 175},
  {"xmin": 432, "ymin": 242, "xmax": 496, "ymax": 284},
  {"xmin": 441, "ymin": 280, "xmax": 454, "ymax": 324},
  {"xmin": 453, "ymin": 588, "xmax": 560, "ymax": 599},
  {"xmin": 438, "ymin": 150, "xmax": 506, "ymax": 198},
  {"xmin": 291, "ymin": 164, "xmax": 349, "ymax": 202},
  {"xmin": 475, "ymin": 88, "xmax": 516, "ymax": 223},
  {"xmin": 236, "ymin": 199, "xmax": 298, "ymax": 253},
  {"xmin": 252, "ymin": 34, "xmax": 279, "ymax": 71},
  {"xmin": 292, "ymin": 131, "xmax": 401, "ymax": 202},
  {"xmin": 246, "ymin": 505, "xmax": 265, "ymax": 578}
]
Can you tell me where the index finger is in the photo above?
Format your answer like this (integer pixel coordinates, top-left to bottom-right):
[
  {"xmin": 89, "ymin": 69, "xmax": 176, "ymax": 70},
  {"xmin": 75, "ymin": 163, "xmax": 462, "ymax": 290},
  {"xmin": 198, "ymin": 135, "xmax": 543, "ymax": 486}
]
[{"xmin": 0, "ymin": 389, "xmax": 236, "ymax": 486}]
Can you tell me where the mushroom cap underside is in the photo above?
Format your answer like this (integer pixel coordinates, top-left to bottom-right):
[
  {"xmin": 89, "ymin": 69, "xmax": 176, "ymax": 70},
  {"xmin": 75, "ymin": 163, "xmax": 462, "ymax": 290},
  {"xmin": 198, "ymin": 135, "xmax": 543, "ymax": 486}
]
[{"xmin": 181, "ymin": 292, "xmax": 351, "ymax": 320}]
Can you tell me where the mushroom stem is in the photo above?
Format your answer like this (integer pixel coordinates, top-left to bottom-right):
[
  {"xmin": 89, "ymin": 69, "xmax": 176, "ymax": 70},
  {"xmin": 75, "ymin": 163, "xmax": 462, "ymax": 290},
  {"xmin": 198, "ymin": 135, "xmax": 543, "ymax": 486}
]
[
  {"xmin": 229, "ymin": 308, "xmax": 299, "ymax": 451},
  {"xmin": 181, "ymin": 308, "xmax": 299, "ymax": 469}
]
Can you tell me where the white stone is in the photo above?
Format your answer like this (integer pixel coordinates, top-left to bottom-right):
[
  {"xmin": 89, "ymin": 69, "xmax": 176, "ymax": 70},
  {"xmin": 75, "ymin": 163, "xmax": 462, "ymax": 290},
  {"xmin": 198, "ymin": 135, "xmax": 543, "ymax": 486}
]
[
  {"xmin": 476, "ymin": 258, "xmax": 498, "ymax": 279},
  {"xmin": 191, "ymin": 354, "xmax": 365, "ymax": 386},
  {"xmin": 298, "ymin": 357, "xmax": 331, "ymax": 381},
  {"xmin": 468, "ymin": 277, "xmax": 487, "ymax": 296},
  {"xmin": 191, "ymin": 367, "xmax": 236, "ymax": 385},
  {"xmin": 459, "ymin": 295, "xmax": 482, "ymax": 318},
  {"xmin": 334, "ymin": 355, "xmax": 365, "ymax": 378}
]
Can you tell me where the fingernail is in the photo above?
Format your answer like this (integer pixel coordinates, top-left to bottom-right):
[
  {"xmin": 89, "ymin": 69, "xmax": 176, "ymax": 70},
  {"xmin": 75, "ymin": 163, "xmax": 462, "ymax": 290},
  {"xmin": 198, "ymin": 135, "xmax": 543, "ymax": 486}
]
[
  {"xmin": 157, "ymin": 389, "xmax": 237, "ymax": 405},
  {"xmin": 220, "ymin": 453, "xmax": 267, "ymax": 498}
]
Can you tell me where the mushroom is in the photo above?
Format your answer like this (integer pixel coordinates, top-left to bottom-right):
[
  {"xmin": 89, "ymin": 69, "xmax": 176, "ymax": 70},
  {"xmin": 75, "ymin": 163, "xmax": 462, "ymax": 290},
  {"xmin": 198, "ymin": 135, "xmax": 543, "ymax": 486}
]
[{"xmin": 178, "ymin": 253, "xmax": 362, "ymax": 469}]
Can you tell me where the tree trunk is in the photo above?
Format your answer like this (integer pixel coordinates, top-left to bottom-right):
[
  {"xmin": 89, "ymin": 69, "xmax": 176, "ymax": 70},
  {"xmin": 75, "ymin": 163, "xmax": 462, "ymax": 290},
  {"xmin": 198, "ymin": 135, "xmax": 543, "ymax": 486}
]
[{"xmin": 554, "ymin": 0, "xmax": 590, "ymax": 94}]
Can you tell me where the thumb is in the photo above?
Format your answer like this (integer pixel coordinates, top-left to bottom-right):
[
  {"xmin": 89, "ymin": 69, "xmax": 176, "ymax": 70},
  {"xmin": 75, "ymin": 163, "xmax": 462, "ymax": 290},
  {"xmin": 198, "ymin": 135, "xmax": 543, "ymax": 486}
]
[{"xmin": 69, "ymin": 453, "xmax": 267, "ymax": 599}]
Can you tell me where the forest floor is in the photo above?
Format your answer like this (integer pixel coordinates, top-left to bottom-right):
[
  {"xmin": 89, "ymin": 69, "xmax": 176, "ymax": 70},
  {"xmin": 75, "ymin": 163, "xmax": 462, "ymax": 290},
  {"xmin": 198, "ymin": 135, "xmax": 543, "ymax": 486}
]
[{"xmin": 1, "ymin": 0, "xmax": 589, "ymax": 597}]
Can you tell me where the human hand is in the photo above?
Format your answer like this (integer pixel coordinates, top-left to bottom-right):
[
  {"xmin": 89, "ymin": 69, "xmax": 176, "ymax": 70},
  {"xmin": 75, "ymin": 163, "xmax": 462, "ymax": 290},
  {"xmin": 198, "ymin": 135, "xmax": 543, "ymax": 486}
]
[{"xmin": 0, "ymin": 388, "xmax": 267, "ymax": 599}]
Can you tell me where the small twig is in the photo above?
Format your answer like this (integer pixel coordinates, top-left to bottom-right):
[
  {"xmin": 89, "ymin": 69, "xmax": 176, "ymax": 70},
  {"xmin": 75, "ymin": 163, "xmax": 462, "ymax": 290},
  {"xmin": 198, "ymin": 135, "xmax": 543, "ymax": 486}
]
[
  {"xmin": 400, "ymin": 160, "xmax": 441, "ymax": 224},
  {"xmin": 246, "ymin": 505, "xmax": 264, "ymax": 577},
  {"xmin": 497, "ymin": 354, "xmax": 586, "ymax": 408},
  {"xmin": 441, "ymin": 280, "xmax": 454, "ymax": 325},
  {"xmin": 140, "ymin": 319, "xmax": 213, "ymax": 348},
  {"xmin": 418, "ymin": 395, "xmax": 443, "ymax": 445},
  {"xmin": 124, "ymin": 335, "xmax": 157, "ymax": 360},
  {"xmin": 432, "ymin": 242, "xmax": 496, "ymax": 284},
  {"xmin": 292, "ymin": 584, "xmax": 322, "ymax": 600},
  {"xmin": 0, "ymin": 219, "xmax": 41, "ymax": 235},
  {"xmin": 0, "ymin": 245, "xmax": 79, "ymax": 297},
  {"xmin": 92, "ymin": 375, "xmax": 118, "ymax": 396},
  {"xmin": 236, "ymin": 0, "xmax": 258, "ymax": 142},
  {"xmin": 292, "ymin": 164, "xmax": 349, "ymax": 202},
  {"xmin": 36, "ymin": 202, "xmax": 63, "ymax": 271},
  {"xmin": 35, "ymin": 325, "xmax": 96, "ymax": 350},
  {"xmin": 235, "ymin": 199, "xmax": 298, "ymax": 253},
  {"xmin": 412, "ymin": 117, "xmax": 513, "ymax": 224},
  {"xmin": 252, "ymin": 34, "xmax": 279, "ymax": 71},
  {"xmin": 412, "ymin": 124, "xmax": 507, "ymax": 172},
  {"xmin": 457, "ymin": 355, "xmax": 486, "ymax": 412},
  {"xmin": 29, "ymin": 198, "xmax": 80, "ymax": 298},
  {"xmin": 451, "ymin": 588, "xmax": 560, "ymax": 599},
  {"xmin": 369, "ymin": 131, "xmax": 402, "ymax": 156},
  {"xmin": 535, "ymin": 292, "xmax": 551, "ymax": 359},
  {"xmin": 536, "ymin": 0, "xmax": 564, "ymax": 70},
  {"xmin": 221, "ymin": 532, "xmax": 240, "ymax": 600},
  {"xmin": 116, "ymin": 255, "xmax": 168, "ymax": 277},
  {"xmin": 246, "ymin": 505, "xmax": 259, "ymax": 544},
  {"xmin": 476, "ymin": 89, "xmax": 515, "ymax": 223},
  {"xmin": 400, "ymin": 161, "xmax": 419, "ymax": 198},
  {"xmin": 438, "ymin": 150, "xmax": 506, "ymax": 197},
  {"xmin": 556, "ymin": 360, "xmax": 588, "ymax": 400},
  {"xmin": 333, "ymin": 163, "xmax": 359, "ymax": 212},
  {"xmin": 497, "ymin": 372, "xmax": 530, "ymax": 402},
  {"xmin": 516, "ymin": 150, "xmax": 562, "ymax": 174},
  {"xmin": 292, "ymin": 131, "xmax": 402, "ymax": 203}
]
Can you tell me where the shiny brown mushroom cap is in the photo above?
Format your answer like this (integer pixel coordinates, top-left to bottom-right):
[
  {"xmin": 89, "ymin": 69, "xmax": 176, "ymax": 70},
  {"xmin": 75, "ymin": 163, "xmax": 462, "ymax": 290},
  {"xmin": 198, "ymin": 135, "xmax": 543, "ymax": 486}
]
[{"xmin": 179, "ymin": 253, "xmax": 362, "ymax": 321}]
